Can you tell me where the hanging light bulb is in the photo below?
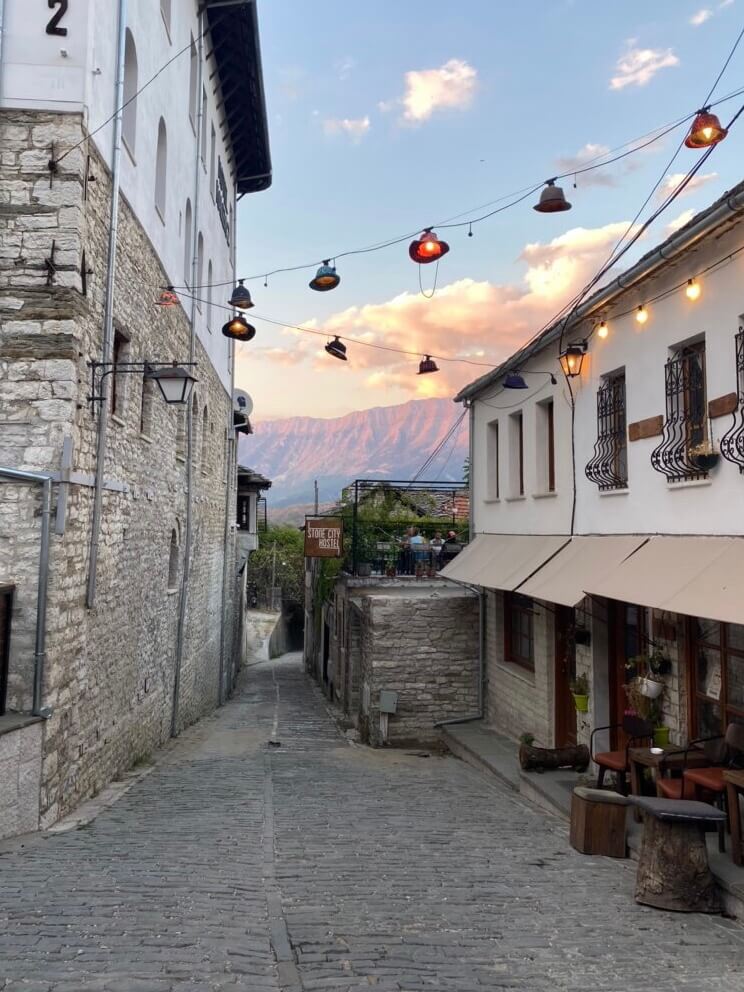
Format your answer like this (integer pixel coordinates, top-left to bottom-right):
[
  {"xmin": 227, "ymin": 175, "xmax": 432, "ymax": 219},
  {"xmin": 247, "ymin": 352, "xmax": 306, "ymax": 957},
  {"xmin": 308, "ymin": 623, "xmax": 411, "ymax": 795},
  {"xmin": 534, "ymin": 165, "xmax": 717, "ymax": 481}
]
[
  {"xmin": 155, "ymin": 287, "xmax": 179, "ymax": 307},
  {"xmin": 533, "ymin": 180, "xmax": 572, "ymax": 214},
  {"xmin": 686, "ymin": 278, "xmax": 701, "ymax": 301},
  {"xmin": 221, "ymin": 314, "xmax": 256, "ymax": 341},
  {"xmin": 324, "ymin": 336, "xmax": 347, "ymax": 361},
  {"xmin": 409, "ymin": 230, "xmax": 449, "ymax": 264},
  {"xmin": 636, "ymin": 305, "xmax": 648, "ymax": 325},
  {"xmin": 597, "ymin": 320, "xmax": 609, "ymax": 339},
  {"xmin": 310, "ymin": 261, "xmax": 340, "ymax": 292},
  {"xmin": 685, "ymin": 108, "xmax": 728, "ymax": 149},
  {"xmin": 228, "ymin": 279, "xmax": 254, "ymax": 311},
  {"xmin": 417, "ymin": 355, "xmax": 439, "ymax": 375}
]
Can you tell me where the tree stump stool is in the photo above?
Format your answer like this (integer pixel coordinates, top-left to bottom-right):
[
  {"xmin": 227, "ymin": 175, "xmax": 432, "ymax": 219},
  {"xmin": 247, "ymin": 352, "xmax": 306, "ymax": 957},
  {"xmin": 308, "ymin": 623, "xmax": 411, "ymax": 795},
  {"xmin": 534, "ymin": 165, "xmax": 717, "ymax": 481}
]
[
  {"xmin": 632, "ymin": 797, "xmax": 725, "ymax": 913},
  {"xmin": 519, "ymin": 743, "xmax": 590, "ymax": 772},
  {"xmin": 570, "ymin": 787, "xmax": 629, "ymax": 858}
]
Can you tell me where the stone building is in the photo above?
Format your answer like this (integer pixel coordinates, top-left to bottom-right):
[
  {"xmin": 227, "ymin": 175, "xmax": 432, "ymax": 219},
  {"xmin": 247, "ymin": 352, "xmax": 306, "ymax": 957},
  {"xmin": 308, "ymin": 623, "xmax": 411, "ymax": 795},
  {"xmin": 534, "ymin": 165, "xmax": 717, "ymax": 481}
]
[{"xmin": 0, "ymin": 1, "xmax": 271, "ymax": 839}]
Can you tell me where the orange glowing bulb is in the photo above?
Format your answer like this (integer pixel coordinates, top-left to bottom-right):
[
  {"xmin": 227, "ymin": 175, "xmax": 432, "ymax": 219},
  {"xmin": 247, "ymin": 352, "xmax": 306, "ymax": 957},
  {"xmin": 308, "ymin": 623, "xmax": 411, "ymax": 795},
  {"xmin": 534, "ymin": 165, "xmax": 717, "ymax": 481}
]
[
  {"xmin": 686, "ymin": 279, "xmax": 701, "ymax": 301},
  {"xmin": 597, "ymin": 321, "xmax": 609, "ymax": 339},
  {"xmin": 636, "ymin": 306, "xmax": 648, "ymax": 325}
]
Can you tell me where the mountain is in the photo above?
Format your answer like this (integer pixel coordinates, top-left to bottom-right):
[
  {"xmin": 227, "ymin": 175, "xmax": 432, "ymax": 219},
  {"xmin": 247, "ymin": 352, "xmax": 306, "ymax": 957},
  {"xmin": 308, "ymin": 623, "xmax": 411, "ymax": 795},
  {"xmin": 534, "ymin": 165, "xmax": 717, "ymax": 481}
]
[{"xmin": 240, "ymin": 397, "xmax": 468, "ymax": 509}]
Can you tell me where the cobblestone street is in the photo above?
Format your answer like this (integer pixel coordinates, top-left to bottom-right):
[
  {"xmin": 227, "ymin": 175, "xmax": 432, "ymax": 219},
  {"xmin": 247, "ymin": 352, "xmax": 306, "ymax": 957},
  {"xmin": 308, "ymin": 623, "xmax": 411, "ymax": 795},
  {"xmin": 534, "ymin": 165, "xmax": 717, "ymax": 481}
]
[{"xmin": 2, "ymin": 653, "xmax": 744, "ymax": 991}]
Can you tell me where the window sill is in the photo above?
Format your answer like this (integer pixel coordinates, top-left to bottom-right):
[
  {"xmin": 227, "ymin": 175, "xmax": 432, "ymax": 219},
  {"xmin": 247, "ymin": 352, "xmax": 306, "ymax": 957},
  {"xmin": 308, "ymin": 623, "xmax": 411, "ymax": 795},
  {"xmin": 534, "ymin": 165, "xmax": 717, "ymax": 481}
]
[
  {"xmin": 495, "ymin": 661, "xmax": 536, "ymax": 687},
  {"xmin": 532, "ymin": 491, "xmax": 557, "ymax": 500},
  {"xmin": 598, "ymin": 487, "xmax": 629, "ymax": 497},
  {"xmin": 139, "ymin": 432, "xmax": 153, "ymax": 444},
  {"xmin": 167, "ymin": 588, "xmax": 179, "ymax": 597},
  {"xmin": 0, "ymin": 712, "xmax": 44, "ymax": 738},
  {"xmin": 504, "ymin": 495, "xmax": 526, "ymax": 503},
  {"xmin": 667, "ymin": 478, "xmax": 712, "ymax": 490},
  {"xmin": 111, "ymin": 414, "xmax": 126, "ymax": 428}
]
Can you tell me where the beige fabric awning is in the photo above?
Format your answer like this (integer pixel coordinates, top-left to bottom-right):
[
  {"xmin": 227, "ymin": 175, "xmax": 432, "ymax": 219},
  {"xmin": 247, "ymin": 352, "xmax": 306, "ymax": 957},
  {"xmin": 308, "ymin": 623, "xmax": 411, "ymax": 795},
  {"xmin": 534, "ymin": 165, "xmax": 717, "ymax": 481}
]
[
  {"xmin": 517, "ymin": 536, "xmax": 648, "ymax": 607},
  {"xmin": 440, "ymin": 533, "xmax": 568, "ymax": 591},
  {"xmin": 587, "ymin": 536, "xmax": 744, "ymax": 626}
]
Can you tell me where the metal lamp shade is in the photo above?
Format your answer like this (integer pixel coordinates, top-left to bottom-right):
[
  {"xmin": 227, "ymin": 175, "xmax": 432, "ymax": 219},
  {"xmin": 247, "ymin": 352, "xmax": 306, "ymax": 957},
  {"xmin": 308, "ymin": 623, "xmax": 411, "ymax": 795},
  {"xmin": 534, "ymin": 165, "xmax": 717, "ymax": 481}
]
[
  {"xmin": 685, "ymin": 110, "xmax": 727, "ymax": 149},
  {"xmin": 228, "ymin": 280, "xmax": 254, "ymax": 311},
  {"xmin": 559, "ymin": 345, "xmax": 585, "ymax": 378},
  {"xmin": 534, "ymin": 182, "xmax": 571, "ymax": 213},
  {"xmin": 222, "ymin": 315, "xmax": 257, "ymax": 341},
  {"xmin": 156, "ymin": 288, "xmax": 179, "ymax": 307},
  {"xmin": 310, "ymin": 263, "xmax": 340, "ymax": 292},
  {"xmin": 325, "ymin": 336, "xmax": 347, "ymax": 361},
  {"xmin": 147, "ymin": 366, "xmax": 197, "ymax": 405},
  {"xmin": 417, "ymin": 355, "xmax": 439, "ymax": 375},
  {"xmin": 409, "ymin": 231, "xmax": 450, "ymax": 264},
  {"xmin": 504, "ymin": 372, "xmax": 528, "ymax": 389}
]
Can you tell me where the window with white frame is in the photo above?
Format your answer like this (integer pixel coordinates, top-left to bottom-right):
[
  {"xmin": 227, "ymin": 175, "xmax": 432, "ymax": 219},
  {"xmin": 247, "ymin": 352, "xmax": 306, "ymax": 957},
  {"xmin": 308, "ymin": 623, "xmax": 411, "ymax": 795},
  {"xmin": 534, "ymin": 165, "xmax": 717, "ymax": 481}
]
[
  {"xmin": 154, "ymin": 118, "xmax": 167, "ymax": 221},
  {"xmin": 508, "ymin": 410, "xmax": 524, "ymax": 497},
  {"xmin": 122, "ymin": 30, "xmax": 138, "ymax": 154},
  {"xmin": 486, "ymin": 419, "xmax": 500, "ymax": 499}
]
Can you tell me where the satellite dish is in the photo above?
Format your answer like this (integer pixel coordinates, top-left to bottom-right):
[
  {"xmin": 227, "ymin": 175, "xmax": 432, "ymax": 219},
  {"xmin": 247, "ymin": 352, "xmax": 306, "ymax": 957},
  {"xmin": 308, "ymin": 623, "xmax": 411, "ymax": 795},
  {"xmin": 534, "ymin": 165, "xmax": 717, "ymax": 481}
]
[{"xmin": 233, "ymin": 389, "xmax": 253, "ymax": 416}]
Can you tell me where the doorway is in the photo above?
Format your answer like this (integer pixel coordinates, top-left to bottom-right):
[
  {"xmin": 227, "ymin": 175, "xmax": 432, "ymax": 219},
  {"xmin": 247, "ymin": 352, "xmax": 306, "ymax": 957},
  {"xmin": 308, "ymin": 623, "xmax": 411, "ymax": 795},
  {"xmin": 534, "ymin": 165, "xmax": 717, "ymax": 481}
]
[
  {"xmin": 554, "ymin": 606, "xmax": 577, "ymax": 747},
  {"xmin": 608, "ymin": 601, "xmax": 647, "ymax": 748}
]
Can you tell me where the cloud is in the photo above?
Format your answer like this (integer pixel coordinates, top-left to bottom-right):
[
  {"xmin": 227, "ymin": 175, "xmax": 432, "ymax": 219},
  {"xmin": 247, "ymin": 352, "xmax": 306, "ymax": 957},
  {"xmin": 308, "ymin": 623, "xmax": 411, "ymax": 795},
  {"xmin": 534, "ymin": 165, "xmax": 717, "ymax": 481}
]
[
  {"xmin": 322, "ymin": 116, "xmax": 371, "ymax": 143},
  {"xmin": 610, "ymin": 42, "xmax": 679, "ymax": 90},
  {"xmin": 720, "ymin": 0, "xmax": 734, "ymax": 7},
  {"xmin": 555, "ymin": 143, "xmax": 618, "ymax": 187},
  {"xmin": 690, "ymin": 8, "xmax": 713, "ymax": 23},
  {"xmin": 657, "ymin": 171, "xmax": 718, "ymax": 201},
  {"xmin": 665, "ymin": 208, "xmax": 696, "ymax": 235},
  {"xmin": 380, "ymin": 59, "xmax": 477, "ymax": 124}
]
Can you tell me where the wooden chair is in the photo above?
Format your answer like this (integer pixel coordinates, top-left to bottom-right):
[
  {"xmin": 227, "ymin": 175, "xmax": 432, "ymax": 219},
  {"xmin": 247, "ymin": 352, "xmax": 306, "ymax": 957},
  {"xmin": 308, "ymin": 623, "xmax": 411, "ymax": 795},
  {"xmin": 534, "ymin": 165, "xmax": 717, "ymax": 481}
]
[{"xmin": 590, "ymin": 715, "xmax": 654, "ymax": 795}]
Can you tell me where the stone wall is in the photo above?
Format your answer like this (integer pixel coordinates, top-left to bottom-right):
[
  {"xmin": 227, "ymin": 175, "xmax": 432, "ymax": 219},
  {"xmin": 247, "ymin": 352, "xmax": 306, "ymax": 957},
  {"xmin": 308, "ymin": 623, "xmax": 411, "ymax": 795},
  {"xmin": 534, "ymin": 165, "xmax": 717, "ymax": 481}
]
[{"xmin": 0, "ymin": 109, "xmax": 242, "ymax": 834}]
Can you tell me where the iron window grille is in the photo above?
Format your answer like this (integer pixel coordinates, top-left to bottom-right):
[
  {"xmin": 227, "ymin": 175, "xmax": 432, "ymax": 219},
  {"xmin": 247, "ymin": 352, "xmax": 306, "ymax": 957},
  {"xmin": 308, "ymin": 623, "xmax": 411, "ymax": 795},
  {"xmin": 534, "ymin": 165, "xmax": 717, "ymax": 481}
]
[
  {"xmin": 651, "ymin": 344, "xmax": 708, "ymax": 483},
  {"xmin": 585, "ymin": 373, "xmax": 628, "ymax": 491},
  {"xmin": 720, "ymin": 328, "xmax": 744, "ymax": 472}
]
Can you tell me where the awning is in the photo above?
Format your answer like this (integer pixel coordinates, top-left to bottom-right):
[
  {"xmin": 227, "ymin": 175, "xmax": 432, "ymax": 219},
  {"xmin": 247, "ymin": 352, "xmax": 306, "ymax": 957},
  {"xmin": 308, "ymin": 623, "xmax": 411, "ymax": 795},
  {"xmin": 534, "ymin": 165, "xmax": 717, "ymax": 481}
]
[
  {"xmin": 440, "ymin": 534, "xmax": 568, "ymax": 590},
  {"xmin": 517, "ymin": 536, "xmax": 648, "ymax": 607},
  {"xmin": 587, "ymin": 536, "xmax": 744, "ymax": 626}
]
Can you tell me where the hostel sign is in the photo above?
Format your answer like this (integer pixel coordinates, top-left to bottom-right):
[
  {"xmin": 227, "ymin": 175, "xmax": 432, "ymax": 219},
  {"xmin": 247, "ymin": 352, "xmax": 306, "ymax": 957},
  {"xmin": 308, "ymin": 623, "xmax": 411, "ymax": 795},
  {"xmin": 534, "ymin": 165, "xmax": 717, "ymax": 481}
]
[{"xmin": 304, "ymin": 518, "xmax": 343, "ymax": 558}]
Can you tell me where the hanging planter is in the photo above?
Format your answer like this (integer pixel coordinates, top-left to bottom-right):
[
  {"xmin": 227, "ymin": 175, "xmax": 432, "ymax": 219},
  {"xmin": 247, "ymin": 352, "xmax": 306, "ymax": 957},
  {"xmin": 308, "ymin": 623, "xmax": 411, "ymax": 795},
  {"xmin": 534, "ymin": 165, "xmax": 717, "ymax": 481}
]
[
  {"xmin": 638, "ymin": 676, "xmax": 664, "ymax": 699},
  {"xmin": 689, "ymin": 441, "xmax": 720, "ymax": 473}
]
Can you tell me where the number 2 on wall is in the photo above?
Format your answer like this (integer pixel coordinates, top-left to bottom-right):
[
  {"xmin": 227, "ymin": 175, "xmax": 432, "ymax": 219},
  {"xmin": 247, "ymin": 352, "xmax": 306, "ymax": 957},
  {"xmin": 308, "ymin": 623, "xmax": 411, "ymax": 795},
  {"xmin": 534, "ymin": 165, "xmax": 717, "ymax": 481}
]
[{"xmin": 46, "ymin": 0, "xmax": 69, "ymax": 37}]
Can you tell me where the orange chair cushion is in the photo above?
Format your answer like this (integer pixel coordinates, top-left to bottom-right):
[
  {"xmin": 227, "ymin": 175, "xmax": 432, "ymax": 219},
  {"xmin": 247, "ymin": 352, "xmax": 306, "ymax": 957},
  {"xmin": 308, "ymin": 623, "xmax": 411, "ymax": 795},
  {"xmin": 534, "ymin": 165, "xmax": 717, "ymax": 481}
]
[
  {"xmin": 657, "ymin": 777, "xmax": 696, "ymax": 800},
  {"xmin": 595, "ymin": 750, "xmax": 628, "ymax": 772},
  {"xmin": 683, "ymin": 767, "xmax": 725, "ymax": 793}
]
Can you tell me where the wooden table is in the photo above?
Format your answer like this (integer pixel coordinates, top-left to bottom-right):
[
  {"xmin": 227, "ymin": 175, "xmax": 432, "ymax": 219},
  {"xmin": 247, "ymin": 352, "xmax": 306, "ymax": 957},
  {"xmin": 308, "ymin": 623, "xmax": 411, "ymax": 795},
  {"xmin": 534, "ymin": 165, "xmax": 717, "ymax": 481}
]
[
  {"xmin": 629, "ymin": 746, "xmax": 710, "ymax": 820},
  {"xmin": 724, "ymin": 769, "xmax": 744, "ymax": 866}
]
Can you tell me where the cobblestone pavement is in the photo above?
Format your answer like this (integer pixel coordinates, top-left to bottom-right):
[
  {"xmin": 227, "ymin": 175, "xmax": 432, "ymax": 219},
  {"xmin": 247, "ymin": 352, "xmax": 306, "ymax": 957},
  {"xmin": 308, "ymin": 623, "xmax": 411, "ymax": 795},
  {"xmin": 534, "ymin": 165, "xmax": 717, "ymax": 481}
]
[{"xmin": 3, "ymin": 653, "xmax": 744, "ymax": 991}]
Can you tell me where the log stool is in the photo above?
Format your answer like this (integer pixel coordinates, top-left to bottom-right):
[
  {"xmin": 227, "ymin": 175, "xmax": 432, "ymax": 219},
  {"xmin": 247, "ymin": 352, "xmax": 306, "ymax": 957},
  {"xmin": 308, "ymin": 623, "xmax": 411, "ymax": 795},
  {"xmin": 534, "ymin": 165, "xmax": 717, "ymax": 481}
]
[
  {"xmin": 631, "ymin": 796, "xmax": 725, "ymax": 913},
  {"xmin": 570, "ymin": 786, "xmax": 629, "ymax": 858}
]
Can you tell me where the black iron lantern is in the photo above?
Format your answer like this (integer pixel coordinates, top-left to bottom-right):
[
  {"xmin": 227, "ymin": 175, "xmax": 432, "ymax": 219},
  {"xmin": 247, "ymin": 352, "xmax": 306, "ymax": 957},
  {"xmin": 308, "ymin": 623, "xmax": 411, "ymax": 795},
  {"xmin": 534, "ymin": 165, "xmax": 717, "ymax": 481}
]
[
  {"xmin": 310, "ymin": 262, "xmax": 340, "ymax": 292},
  {"xmin": 228, "ymin": 279, "xmax": 254, "ymax": 311},
  {"xmin": 559, "ymin": 342, "xmax": 586, "ymax": 378},
  {"xmin": 222, "ymin": 315, "xmax": 256, "ymax": 341},
  {"xmin": 325, "ymin": 336, "xmax": 347, "ymax": 361},
  {"xmin": 417, "ymin": 355, "xmax": 439, "ymax": 375},
  {"xmin": 146, "ymin": 365, "xmax": 197, "ymax": 405}
]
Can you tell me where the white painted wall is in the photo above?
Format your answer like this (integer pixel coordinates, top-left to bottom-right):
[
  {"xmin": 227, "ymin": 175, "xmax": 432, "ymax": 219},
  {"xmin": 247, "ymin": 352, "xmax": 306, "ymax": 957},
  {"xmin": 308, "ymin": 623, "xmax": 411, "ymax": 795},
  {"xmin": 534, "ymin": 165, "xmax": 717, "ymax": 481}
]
[
  {"xmin": 1, "ymin": 0, "xmax": 239, "ymax": 391},
  {"xmin": 471, "ymin": 213, "xmax": 744, "ymax": 539}
]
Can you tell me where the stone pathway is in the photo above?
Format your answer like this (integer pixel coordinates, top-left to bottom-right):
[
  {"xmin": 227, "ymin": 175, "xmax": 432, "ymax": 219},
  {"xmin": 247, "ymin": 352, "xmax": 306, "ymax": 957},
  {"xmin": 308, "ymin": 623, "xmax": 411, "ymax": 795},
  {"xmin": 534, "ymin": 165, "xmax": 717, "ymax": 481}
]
[{"xmin": 2, "ymin": 653, "xmax": 744, "ymax": 991}]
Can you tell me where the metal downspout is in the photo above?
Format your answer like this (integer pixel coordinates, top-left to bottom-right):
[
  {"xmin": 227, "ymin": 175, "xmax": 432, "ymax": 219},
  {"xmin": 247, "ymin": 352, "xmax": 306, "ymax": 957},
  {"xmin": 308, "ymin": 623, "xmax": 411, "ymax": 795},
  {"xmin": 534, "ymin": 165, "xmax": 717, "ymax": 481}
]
[
  {"xmin": 172, "ymin": 9, "xmax": 205, "ymax": 736},
  {"xmin": 0, "ymin": 468, "xmax": 53, "ymax": 717},
  {"xmin": 86, "ymin": 0, "xmax": 128, "ymax": 608}
]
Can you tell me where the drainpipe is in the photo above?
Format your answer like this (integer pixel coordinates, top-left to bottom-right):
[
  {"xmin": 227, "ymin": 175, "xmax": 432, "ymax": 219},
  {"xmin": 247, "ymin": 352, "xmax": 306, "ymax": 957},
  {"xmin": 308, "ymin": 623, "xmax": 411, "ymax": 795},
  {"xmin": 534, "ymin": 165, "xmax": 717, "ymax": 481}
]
[
  {"xmin": 0, "ymin": 468, "xmax": 53, "ymax": 717},
  {"xmin": 86, "ymin": 0, "xmax": 128, "ymax": 608},
  {"xmin": 172, "ymin": 7, "xmax": 205, "ymax": 736}
]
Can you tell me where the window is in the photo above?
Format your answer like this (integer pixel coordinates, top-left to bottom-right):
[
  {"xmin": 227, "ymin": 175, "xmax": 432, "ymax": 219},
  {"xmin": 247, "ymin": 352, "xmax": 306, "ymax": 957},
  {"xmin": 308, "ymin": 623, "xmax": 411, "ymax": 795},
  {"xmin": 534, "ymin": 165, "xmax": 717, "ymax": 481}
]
[
  {"xmin": 139, "ymin": 374, "xmax": 155, "ymax": 436},
  {"xmin": 691, "ymin": 619, "xmax": 744, "ymax": 738},
  {"xmin": 122, "ymin": 30, "xmax": 138, "ymax": 154},
  {"xmin": 504, "ymin": 593, "xmax": 534, "ymax": 670},
  {"xmin": 188, "ymin": 36, "xmax": 198, "ymax": 129},
  {"xmin": 183, "ymin": 199, "xmax": 192, "ymax": 286},
  {"xmin": 111, "ymin": 330, "xmax": 130, "ymax": 417},
  {"xmin": 486, "ymin": 419, "xmax": 499, "ymax": 499},
  {"xmin": 0, "ymin": 585, "xmax": 13, "ymax": 716},
  {"xmin": 210, "ymin": 125, "xmax": 216, "ymax": 200},
  {"xmin": 168, "ymin": 529, "xmax": 179, "ymax": 591},
  {"xmin": 651, "ymin": 340, "xmax": 707, "ymax": 483},
  {"xmin": 200, "ymin": 88, "xmax": 208, "ymax": 166},
  {"xmin": 536, "ymin": 399, "xmax": 555, "ymax": 493},
  {"xmin": 237, "ymin": 492, "xmax": 252, "ymax": 531},
  {"xmin": 509, "ymin": 411, "xmax": 524, "ymax": 496},
  {"xmin": 721, "ymin": 327, "xmax": 744, "ymax": 472},
  {"xmin": 201, "ymin": 406, "xmax": 209, "ymax": 472},
  {"xmin": 160, "ymin": 0, "xmax": 171, "ymax": 37},
  {"xmin": 207, "ymin": 260, "xmax": 214, "ymax": 331},
  {"xmin": 216, "ymin": 157, "xmax": 229, "ymax": 241},
  {"xmin": 155, "ymin": 118, "xmax": 167, "ymax": 221},
  {"xmin": 586, "ymin": 371, "xmax": 627, "ymax": 491},
  {"xmin": 196, "ymin": 233, "xmax": 204, "ymax": 312}
]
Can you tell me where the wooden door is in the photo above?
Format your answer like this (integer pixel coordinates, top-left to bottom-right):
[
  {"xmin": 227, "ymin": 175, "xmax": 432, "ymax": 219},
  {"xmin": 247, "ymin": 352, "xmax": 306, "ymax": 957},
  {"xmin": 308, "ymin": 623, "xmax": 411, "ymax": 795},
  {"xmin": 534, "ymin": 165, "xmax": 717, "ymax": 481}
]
[
  {"xmin": 554, "ymin": 606, "xmax": 577, "ymax": 747},
  {"xmin": 608, "ymin": 601, "xmax": 647, "ymax": 748}
]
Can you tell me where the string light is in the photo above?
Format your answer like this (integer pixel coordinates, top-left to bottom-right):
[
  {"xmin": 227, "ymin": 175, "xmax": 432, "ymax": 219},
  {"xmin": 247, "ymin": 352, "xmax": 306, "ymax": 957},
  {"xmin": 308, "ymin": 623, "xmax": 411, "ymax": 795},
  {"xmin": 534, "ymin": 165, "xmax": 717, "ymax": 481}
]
[
  {"xmin": 221, "ymin": 315, "xmax": 256, "ymax": 341},
  {"xmin": 309, "ymin": 262, "xmax": 340, "ymax": 292},
  {"xmin": 228, "ymin": 279, "xmax": 254, "ymax": 311},
  {"xmin": 636, "ymin": 305, "xmax": 648, "ymax": 325},
  {"xmin": 685, "ymin": 108, "xmax": 728, "ymax": 149},
  {"xmin": 597, "ymin": 320, "xmax": 609, "ymax": 339},
  {"xmin": 686, "ymin": 278, "xmax": 701, "ymax": 301},
  {"xmin": 417, "ymin": 356, "xmax": 440, "ymax": 375},
  {"xmin": 533, "ymin": 180, "xmax": 572, "ymax": 213},
  {"xmin": 409, "ymin": 230, "xmax": 449, "ymax": 264},
  {"xmin": 324, "ymin": 336, "xmax": 347, "ymax": 361}
]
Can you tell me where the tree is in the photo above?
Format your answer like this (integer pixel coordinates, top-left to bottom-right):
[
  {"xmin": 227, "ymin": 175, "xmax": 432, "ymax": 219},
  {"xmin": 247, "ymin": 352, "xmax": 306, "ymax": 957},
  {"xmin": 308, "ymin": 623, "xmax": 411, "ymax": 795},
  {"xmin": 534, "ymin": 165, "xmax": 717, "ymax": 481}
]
[{"xmin": 245, "ymin": 525, "xmax": 305, "ymax": 606}]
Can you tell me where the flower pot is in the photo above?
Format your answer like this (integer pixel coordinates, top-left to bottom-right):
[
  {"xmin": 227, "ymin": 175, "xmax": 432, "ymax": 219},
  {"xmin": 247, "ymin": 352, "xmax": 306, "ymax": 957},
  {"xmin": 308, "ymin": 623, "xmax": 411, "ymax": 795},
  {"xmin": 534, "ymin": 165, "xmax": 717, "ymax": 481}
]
[
  {"xmin": 653, "ymin": 726, "xmax": 670, "ymax": 748},
  {"xmin": 572, "ymin": 693, "xmax": 589, "ymax": 713},
  {"xmin": 638, "ymin": 677, "xmax": 663, "ymax": 699},
  {"xmin": 691, "ymin": 450, "xmax": 720, "ymax": 472}
]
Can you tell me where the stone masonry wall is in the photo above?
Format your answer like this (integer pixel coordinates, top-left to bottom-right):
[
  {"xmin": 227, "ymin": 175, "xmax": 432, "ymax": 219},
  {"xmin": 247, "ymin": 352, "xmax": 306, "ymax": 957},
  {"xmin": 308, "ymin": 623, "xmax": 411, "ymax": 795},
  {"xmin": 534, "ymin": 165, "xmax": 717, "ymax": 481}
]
[
  {"xmin": 0, "ymin": 109, "xmax": 240, "ymax": 831},
  {"xmin": 358, "ymin": 587, "xmax": 479, "ymax": 748}
]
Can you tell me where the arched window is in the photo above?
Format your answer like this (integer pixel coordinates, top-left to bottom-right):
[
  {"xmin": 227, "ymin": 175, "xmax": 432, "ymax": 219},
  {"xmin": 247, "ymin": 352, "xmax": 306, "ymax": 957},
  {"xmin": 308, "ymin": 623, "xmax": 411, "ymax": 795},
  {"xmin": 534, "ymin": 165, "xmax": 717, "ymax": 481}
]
[
  {"xmin": 191, "ymin": 392, "xmax": 199, "ymax": 458},
  {"xmin": 196, "ymin": 232, "xmax": 204, "ymax": 312},
  {"xmin": 207, "ymin": 260, "xmax": 213, "ymax": 331},
  {"xmin": 122, "ymin": 30, "xmax": 138, "ymax": 153},
  {"xmin": 155, "ymin": 118, "xmax": 167, "ymax": 220},
  {"xmin": 201, "ymin": 405, "xmax": 209, "ymax": 472},
  {"xmin": 183, "ymin": 199, "xmax": 192, "ymax": 285},
  {"xmin": 168, "ymin": 529, "xmax": 179, "ymax": 591}
]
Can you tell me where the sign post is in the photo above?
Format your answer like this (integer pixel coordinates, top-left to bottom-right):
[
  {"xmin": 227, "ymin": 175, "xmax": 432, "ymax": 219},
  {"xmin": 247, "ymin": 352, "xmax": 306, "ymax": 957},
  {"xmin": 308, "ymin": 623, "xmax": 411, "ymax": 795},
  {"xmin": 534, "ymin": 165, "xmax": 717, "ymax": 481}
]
[{"xmin": 304, "ymin": 517, "xmax": 343, "ymax": 558}]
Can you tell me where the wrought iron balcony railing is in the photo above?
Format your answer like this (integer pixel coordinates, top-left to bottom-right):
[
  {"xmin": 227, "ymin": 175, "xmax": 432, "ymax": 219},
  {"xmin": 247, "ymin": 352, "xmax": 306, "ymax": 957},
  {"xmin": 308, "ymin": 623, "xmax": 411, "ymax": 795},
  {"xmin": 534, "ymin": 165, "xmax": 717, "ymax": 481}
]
[
  {"xmin": 650, "ymin": 346, "xmax": 708, "ymax": 483},
  {"xmin": 585, "ymin": 376, "xmax": 628, "ymax": 491},
  {"xmin": 720, "ymin": 328, "xmax": 744, "ymax": 473}
]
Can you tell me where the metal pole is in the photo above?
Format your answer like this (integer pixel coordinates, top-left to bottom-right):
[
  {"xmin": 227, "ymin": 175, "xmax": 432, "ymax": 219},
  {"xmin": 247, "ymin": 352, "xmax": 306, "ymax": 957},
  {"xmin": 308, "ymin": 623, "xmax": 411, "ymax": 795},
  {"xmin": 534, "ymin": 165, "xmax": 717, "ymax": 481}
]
[
  {"xmin": 86, "ymin": 0, "xmax": 128, "ymax": 608},
  {"xmin": 172, "ymin": 7, "xmax": 205, "ymax": 737}
]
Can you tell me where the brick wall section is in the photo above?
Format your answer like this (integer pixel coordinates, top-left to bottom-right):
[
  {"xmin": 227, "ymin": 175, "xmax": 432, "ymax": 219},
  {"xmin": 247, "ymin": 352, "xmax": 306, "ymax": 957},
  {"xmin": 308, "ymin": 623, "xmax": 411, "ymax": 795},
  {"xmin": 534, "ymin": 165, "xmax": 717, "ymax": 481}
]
[{"xmin": 0, "ymin": 110, "xmax": 241, "ymax": 831}]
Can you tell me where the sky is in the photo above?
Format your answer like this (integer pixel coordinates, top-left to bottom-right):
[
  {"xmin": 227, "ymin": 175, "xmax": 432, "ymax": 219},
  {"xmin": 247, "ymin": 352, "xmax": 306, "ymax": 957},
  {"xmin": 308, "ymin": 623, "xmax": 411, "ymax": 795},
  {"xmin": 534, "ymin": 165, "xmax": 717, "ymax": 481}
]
[{"xmin": 234, "ymin": 0, "xmax": 744, "ymax": 421}]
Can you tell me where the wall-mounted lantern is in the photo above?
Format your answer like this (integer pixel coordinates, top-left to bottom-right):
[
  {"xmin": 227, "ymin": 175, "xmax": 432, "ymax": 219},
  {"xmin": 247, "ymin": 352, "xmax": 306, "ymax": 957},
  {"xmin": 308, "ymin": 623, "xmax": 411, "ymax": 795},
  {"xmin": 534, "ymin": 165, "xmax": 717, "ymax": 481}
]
[
  {"xmin": 559, "ymin": 342, "xmax": 587, "ymax": 378},
  {"xmin": 88, "ymin": 360, "xmax": 197, "ymax": 416}
]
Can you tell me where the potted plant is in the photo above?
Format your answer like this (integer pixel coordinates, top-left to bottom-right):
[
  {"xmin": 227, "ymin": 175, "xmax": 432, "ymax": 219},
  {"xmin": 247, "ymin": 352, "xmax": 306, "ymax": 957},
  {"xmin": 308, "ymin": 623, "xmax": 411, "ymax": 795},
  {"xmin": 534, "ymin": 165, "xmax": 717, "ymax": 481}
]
[
  {"xmin": 690, "ymin": 439, "xmax": 720, "ymax": 472},
  {"xmin": 571, "ymin": 674, "xmax": 590, "ymax": 713},
  {"xmin": 627, "ymin": 651, "xmax": 670, "ymax": 699}
]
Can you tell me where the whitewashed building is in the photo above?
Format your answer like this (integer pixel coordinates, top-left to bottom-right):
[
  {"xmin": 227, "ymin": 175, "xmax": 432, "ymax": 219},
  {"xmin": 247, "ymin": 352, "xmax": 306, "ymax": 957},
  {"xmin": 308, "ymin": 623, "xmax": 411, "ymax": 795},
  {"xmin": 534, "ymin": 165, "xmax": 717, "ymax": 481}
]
[
  {"xmin": 447, "ymin": 179, "xmax": 744, "ymax": 759},
  {"xmin": 0, "ymin": 0, "xmax": 270, "ymax": 838}
]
